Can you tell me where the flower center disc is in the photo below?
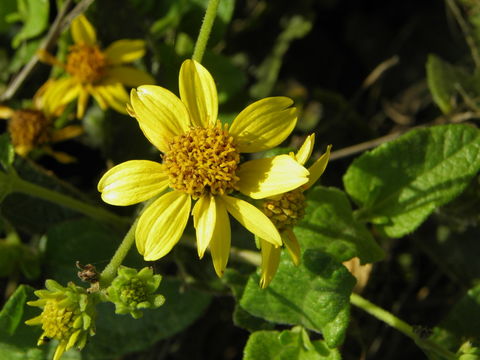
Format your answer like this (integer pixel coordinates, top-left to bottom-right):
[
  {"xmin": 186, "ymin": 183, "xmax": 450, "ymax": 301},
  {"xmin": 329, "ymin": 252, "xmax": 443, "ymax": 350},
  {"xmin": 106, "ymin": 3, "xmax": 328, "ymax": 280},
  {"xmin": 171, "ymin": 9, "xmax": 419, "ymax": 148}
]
[
  {"xmin": 263, "ymin": 189, "xmax": 306, "ymax": 231},
  {"xmin": 66, "ymin": 44, "xmax": 107, "ymax": 83},
  {"xmin": 9, "ymin": 109, "xmax": 51, "ymax": 154},
  {"xmin": 164, "ymin": 125, "xmax": 240, "ymax": 198},
  {"xmin": 41, "ymin": 300, "xmax": 76, "ymax": 342}
]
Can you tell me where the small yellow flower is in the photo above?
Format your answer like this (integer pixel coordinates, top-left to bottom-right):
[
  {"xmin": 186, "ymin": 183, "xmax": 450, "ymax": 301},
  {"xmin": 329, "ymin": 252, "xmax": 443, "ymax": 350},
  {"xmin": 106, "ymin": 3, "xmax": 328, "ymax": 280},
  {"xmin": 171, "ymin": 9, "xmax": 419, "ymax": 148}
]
[
  {"xmin": 0, "ymin": 82, "xmax": 83, "ymax": 163},
  {"xmin": 259, "ymin": 134, "xmax": 331, "ymax": 288},
  {"xmin": 25, "ymin": 280, "xmax": 96, "ymax": 360},
  {"xmin": 98, "ymin": 59, "xmax": 309, "ymax": 276},
  {"xmin": 39, "ymin": 14, "xmax": 154, "ymax": 118}
]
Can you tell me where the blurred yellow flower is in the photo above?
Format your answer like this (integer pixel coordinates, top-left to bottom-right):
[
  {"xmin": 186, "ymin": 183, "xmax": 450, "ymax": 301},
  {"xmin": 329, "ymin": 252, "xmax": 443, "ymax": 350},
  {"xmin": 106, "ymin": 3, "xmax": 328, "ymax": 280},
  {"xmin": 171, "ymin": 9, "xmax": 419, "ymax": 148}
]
[
  {"xmin": 0, "ymin": 81, "xmax": 83, "ymax": 163},
  {"xmin": 98, "ymin": 59, "xmax": 309, "ymax": 276},
  {"xmin": 259, "ymin": 134, "xmax": 331, "ymax": 288},
  {"xmin": 39, "ymin": 14, "xmax": 154, "ymax": 118}
]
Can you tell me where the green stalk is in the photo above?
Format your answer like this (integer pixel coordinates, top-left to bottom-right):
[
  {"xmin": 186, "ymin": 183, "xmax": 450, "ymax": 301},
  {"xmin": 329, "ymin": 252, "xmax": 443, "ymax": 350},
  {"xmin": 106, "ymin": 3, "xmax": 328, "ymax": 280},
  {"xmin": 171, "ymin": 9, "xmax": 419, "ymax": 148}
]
[
  {"xmin": 11, "ymin": 176, "xmax": 128, "ymax": 229},
  {"xmin": 350, "ymin": 293, "xmax": 457, "ymax": 360},
  {"xmin": 192, "ymin": 0, "xmax": 220, "ymax": 63},
  {"xmin": 99, "ymin": 219, "xmax": 138, "ymax": 287}
]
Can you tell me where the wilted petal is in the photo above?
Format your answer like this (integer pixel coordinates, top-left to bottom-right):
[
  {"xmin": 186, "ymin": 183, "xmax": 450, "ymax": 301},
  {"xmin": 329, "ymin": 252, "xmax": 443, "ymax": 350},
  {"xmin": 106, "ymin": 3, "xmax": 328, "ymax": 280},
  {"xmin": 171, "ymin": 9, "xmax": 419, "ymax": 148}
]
[
  {"xmin": 283, "ymin": 229, "xmax": 301, "ymax": 266},
  {"xmin": 136, "ymin": 191, "xmax": 191, "ymax": 260},
  {"xmin": 295, "ymin": 133, "xmax": 315, "ymax": 166},
  {"xmin": 229, "ymin": 97, "xmax": 297, "ymax": 153},
  {"xmin": 179, "ymin": 59, "xmax": 218, "ymax": 128},
  {"xmin": 131, "ymin": 85, "xmax": 190, "ymax": 153},
  {"xmin": 236, "ymin": 154, "xmax": 309, "ymax": 199},
  {"xmin": 98, "ymin": 160, "xmax": 169, "ymax": 206},
  {"xmin": 305, "ymin": 144, "xmax": 331, "ymax": 190},
  {"xmin": 221, "ymin": 195, "xmax": 281, "ymax": 246}
]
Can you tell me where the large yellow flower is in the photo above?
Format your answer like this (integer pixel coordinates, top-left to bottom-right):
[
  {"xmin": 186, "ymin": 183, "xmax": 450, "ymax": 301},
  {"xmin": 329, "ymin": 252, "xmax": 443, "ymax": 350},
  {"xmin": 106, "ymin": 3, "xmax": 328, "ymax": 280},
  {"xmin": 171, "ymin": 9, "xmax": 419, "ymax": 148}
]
[
  {"xmin": 98, "ymin": 59, "xmax": 309, "ymax": 276},
  {"xmin": 259, "ymin": 134, "xmax": 331, "ymax": 288},
  {"xmin": 39, "ymin": 15, "xmax": 154, "ymax": 118}
]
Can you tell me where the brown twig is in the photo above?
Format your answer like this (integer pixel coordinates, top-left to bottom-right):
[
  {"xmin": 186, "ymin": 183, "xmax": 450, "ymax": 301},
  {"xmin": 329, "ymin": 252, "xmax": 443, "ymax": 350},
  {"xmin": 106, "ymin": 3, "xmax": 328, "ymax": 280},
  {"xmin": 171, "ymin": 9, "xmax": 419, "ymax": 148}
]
[{"xmin": 0, "ymin": 0, "xmax": 95, "ymax": 102}]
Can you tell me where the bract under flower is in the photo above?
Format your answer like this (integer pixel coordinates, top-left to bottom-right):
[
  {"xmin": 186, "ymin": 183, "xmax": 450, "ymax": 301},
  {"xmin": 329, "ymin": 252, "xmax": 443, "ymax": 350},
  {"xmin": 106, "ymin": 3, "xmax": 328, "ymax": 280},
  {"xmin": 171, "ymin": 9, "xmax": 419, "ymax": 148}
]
[{"xmin": 98, "ymin": 59, "xmax": 309, "ymax": 276}]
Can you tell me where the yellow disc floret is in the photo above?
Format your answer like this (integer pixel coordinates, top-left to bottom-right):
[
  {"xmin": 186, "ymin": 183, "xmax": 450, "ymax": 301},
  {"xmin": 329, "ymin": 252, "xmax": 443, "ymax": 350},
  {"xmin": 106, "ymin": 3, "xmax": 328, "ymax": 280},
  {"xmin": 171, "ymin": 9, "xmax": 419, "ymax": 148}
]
[
  {"xmin": 39, "ymin": 299, "xmax": 77, "ymax": 345},
  {"xmin": 8, "ymin": 109, "xmax": 51, "ymax": 155},
  {"xmin": 65, "ymin": 44, "xmax": 107, "ymax": 83},
  {"xmin": 164, "ymin": 124, "xmax": 240, "ymax": 198},
  {"xmin": 263, "ymin": 189, "xmax": 306, "ymax": 231}
]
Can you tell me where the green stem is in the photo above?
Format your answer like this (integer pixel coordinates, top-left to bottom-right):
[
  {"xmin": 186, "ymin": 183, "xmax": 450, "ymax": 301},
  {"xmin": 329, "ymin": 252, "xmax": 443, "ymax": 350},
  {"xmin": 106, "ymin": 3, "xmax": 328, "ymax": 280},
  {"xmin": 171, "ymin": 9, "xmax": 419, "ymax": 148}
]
[
  {"xmin": 99, "ymin": 219, "xmax": 138, "ymax": 287},
  {"xmin": 11, "ymin": 176, "xmax": 128, "ymax": 229},
  {"xmin": 192, "ymin": 0, "xmax": 220, "ymax": 63},
  {"xmin": 350, "ymin": 293, "xmax": 457, "ymax": 360}
]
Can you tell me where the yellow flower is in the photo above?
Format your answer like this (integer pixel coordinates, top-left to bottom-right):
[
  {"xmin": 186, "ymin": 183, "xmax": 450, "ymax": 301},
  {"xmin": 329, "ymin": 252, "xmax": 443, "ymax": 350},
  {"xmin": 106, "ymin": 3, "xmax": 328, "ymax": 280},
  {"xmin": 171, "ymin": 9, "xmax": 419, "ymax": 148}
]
[
  {"xmin": 98, "ymin": 59, "xmax": 309, "ymax": 276},
  {"xmin": 259, "ymin": 134, "xmax": 331, "ymax": 288},
  {"xmin": 39, "ymin": 14, "xmax": 154, "ymax": 119},
  {"xmin": 0, "ymin": 82, "xmax": 83, "ymax": 163}
]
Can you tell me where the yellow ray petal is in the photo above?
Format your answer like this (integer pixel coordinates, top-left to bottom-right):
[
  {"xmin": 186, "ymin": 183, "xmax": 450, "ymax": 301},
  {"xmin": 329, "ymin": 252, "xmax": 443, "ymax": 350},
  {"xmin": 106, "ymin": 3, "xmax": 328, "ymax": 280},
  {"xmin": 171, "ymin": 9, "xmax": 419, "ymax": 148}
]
[
  {"xmin": 136, "ymin": 191, "xmax": 191, "ymax": 260},
  {"xmin": 51, "ymin": 125, "xmax": 84, "ymax": 143},
  {"xmin": 76, "ymin": 88, "xmax": 90, "ymax": 119},
  {"xmin": 179, "ymin": 59, "xmax": 218, "ymax": 128},
  {"xmin": 43, "ymin": 147, "xmax": 76, "ymax": 164},
  {"xmin": 229, "ymin": 97, "xmax": 297, "ymax": 153},
  {"xmin": 88, "ymin": 85, "xmax": 108, "ymax": 109},
  {"xmin": 209, "ymin": 199, "xmax": 230, "ymax": 277},
  {"xmin": 104, "ymin": 39, "xmax": 146, "ymax": 64},
  {"xmin": 236, "ymin": 154, "xmax": 309, "ymax": 199},
  {"xmin": 43, "ymin": 78, "xmax": 81, "ymax": 115},
  {"xmin": 0, "ymin": 105, "xmax": 14, "ymax": 119},
  {"xmin": 259, "ymin": 239, "xmax": 281, "ymax": 288},
  {"xmin": 98, "ymin": 160, "xmax": 169, "ymax": 206},
  {"xmin": 304, "ymin": 144, "xmax": 331, "ymax": 190},
  {"xmin": 295, "ymin": 133, "xmax": 315, "ymax": 166},
  {"xmin": 131, "ymin": 85, "xmax": 190, "ymax": 153},
  {"xmin": 107, "ymin": 66, "xmax": 155, "ymax": 87},
  {"xmin": 93, "ymin": 82, "xmax": 129, "ymax": 114},
  {"xmin": 283, "ymin": 229, "xmax": 301, "ymax": 266},
  {"xmin": 221, "ymin": 195, "xmax": 281, "ymax": 246},
  {"xmin": 192, "ymin": 194, "xmax": 216, "ymax": 259},
  {"xmin": 71, "ymin": 15, "xmax": 97, "ymax": 45}
]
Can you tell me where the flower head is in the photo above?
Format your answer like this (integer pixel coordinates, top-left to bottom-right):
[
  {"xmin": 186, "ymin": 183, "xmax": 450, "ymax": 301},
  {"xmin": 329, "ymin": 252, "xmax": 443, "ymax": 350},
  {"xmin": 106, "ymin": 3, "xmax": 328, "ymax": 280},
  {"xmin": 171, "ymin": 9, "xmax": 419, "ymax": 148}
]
[
  {"xmin": 259, "ymin": 134, "xmax": 331, "ymax": 288},
  {"xmin": 25, "ymin": 280, "xmax": 96, "ymax": 360},
  {"xmin": 98, "ymin": 59, "xmax": 309, "ymax": 276},
  {"xmin": 106, "ymin": 266, "xmax": 165, "ymax": 319},
  {"xmin": 0, "ymin": 82, "xmax": 83, "ymax": 162},
  {"xmin": 39, "ymin": 15, "xmax": 154, "ymax": 118}
]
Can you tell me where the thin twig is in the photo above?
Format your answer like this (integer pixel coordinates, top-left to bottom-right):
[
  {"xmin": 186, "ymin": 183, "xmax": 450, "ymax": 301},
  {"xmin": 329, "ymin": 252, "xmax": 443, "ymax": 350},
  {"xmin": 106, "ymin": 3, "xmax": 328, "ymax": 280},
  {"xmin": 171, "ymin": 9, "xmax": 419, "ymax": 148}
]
[
  {"xmin": 0, "ymin": 0, "xmax": 95, "ymax": 102},
  {"xmin": 445, "ymin": 0, "xmax": 480, "ymax": 68}
]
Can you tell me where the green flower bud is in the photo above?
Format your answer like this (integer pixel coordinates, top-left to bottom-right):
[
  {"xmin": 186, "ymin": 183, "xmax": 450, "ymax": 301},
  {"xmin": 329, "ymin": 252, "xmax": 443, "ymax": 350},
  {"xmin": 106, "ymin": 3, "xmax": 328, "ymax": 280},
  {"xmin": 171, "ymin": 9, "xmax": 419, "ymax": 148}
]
[
  {"xmin": 25, "ymin": 279, "xmax": 96, "ymax": 360},
  {"xmin": 106, "ymin": 266, "xmax": 165, "ymax": 319}
]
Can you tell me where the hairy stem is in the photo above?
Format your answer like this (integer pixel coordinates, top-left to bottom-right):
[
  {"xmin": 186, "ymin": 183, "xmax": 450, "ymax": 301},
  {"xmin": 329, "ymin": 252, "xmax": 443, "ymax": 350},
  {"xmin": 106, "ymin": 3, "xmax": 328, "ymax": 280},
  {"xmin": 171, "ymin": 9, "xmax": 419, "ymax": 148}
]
[{"xmin": 192, "ymin": 0, "xmax": 220, "ymax": 63}]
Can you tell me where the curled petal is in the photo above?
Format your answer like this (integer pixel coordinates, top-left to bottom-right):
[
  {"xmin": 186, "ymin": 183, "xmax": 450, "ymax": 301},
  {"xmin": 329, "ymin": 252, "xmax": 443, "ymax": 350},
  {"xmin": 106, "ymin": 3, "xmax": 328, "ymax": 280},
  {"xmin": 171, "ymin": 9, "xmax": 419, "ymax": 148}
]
[
  {"xmin": 305, "ymin": 144, "xmax": 332, "ymax": 190},
  {"xmin": 71, "ymin": 15, "xmax": 96, "ymax": 45},
  {"xmin": 98, "ymin": 160, "xmax": 169, "ymax": 206},
  {"xmin": 236, "ymin": 154, "xmax": 309, "ymax": 199},
  {"xmin": 136, "ymin": 191, "xmax": 191, "ymax": 260},
  {"xmin": 259, "ymin": 239, "xmax": 281, "ymax": 288},
  {"xmin": 105, "ymin": 40, "xmax": 146, "ymax": 64},
  {"xmin": 131, "ymin": 86, "xmax": 190, "ymax": 153},
  {"xmin": 294, "ymin": 133, "xmax": 315, "ymax": 165},
  {"xmin": 179, "ymin": 59, "xmax": 218, "ymax": 128},
  {"xmin": 221, "ymin": 195, "xmax": 281, "ymax": 246},
  {"xmin": 229, "ymin": 97, "xmax": 297, "ymax": 153},
  {"xmin": 192, "ymin": 194, "xmax": 216, "ymax": 259},
  {"xmin": 209, "ymin": 198, "xmax": 231, "ymax": 277}
]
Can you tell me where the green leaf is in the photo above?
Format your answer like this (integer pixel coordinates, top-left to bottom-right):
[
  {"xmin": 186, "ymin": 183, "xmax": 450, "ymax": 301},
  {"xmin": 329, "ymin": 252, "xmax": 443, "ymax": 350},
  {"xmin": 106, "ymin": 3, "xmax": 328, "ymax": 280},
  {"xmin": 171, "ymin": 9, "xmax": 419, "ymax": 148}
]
[
  {"xmin": 0, "ymin": 285, "xmax": 30, "ymax": 337},
  {"xmin": 243, "ymin": 329, "xmax": 341, "ymax": 360},
  {"xmin": 343, "ymin": 124, "xmax": 480, "ymax": 238},
  {"xmin": 0, "ymin": 0, "xmax": 16, "ymax": 32},
  {"xmin": 240, "ymin": 250, "xmax": 355, "ymax": 348},
  {"xmin": 426, "ymin": 54, "xmax": 469, "ymax": 114},
  {"xmin": 83, "ymin": 278, "xmax": 211, "ymax": 359},
  {"xmin": 296, "ymin": 186, "xmax": 384, "ymax": 263},
  {"xmin": 11, "ymin": 0, "xmax": 50, "ymax": 48},
  {"xmin": 0, "ymin": 133, "xmax": 14, "ymax": 170}
]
